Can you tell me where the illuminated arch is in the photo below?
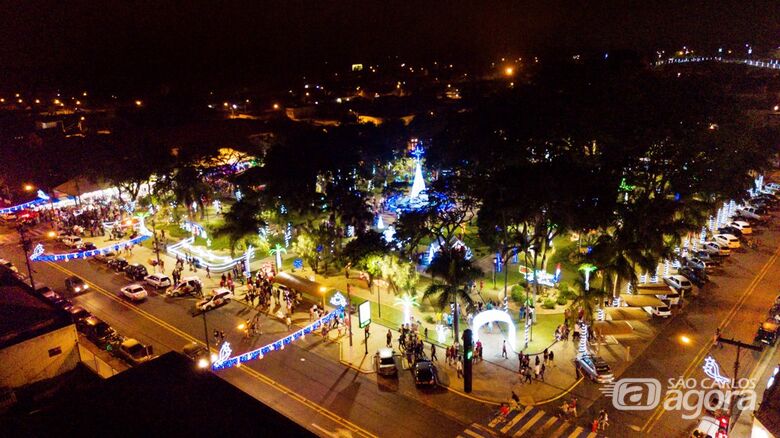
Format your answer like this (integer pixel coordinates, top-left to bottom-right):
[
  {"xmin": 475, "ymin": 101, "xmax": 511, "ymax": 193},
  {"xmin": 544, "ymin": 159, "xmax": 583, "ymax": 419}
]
[{"xmin": 471, "ymin": 309, "xmax": 516, "ymax": 353}]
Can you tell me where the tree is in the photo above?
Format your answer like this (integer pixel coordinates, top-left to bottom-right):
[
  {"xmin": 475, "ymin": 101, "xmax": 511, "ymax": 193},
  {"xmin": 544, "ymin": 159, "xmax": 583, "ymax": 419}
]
[
  {"xmin": 213, "ymin": 191, "xmax": 267, "ymax": 257},
  {"xmin": 423, "ymin": 247, "xmax": 483, "ymax": 343},
  {"xmin": 292, "ymin": 233, "xmax": 321, "ymax": 274}
]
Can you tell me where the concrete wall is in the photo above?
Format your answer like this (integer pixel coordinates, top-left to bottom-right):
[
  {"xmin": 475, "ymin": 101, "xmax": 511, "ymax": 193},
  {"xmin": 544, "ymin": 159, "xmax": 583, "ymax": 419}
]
[{"xmin": 0, "ymin": 324, "xmax": 79, "ymax": 388}]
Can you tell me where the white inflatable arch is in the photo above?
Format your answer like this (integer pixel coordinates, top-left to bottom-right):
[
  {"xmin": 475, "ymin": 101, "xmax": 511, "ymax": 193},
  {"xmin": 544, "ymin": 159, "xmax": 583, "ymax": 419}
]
[{"xmin": 471, "ymin": 309, "xmax": 516, "ymax": 352}]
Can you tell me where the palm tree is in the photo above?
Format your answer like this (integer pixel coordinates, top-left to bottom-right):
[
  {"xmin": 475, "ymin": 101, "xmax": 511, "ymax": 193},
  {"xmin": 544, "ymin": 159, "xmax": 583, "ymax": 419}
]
[
  {"xmin": 423, "ymin": 247, "xmax": 483, "ymax": 344},
  {"xmin": 568, "ymin": 272, "xmax": 608, "ymax": 356}
]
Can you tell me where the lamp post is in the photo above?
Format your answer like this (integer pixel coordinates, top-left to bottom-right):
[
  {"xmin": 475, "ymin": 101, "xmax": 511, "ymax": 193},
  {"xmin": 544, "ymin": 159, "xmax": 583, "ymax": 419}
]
[{"xmin": 17, "ymin": 225, "xmax": 36, "ymax": 288}]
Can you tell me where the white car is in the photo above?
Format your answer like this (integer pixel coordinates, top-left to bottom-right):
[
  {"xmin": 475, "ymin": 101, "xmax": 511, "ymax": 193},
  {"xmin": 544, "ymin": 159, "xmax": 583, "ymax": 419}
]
[
  {"xmin": 644, "ymin": 305, "xmax": 672, "ymax": 318},
  {"xmin": 663, "ymin": 275, "xmax": 693, "ymax": 292},
  {"xmin": 120, "ymin": 284, "xmax": 148, "ymax": 301},
  {"xmin": 690, "ymin": 416, "xmax": 720, "ymax": 437},
  {"xmin": 738, "ymin": 206, "xmax": 763, "ymax": 221},
  {"xmin": 61, "ymin": 235, "xmax": 83, "ymax": 248},
  {"xmin": 713, "ymin": 234, "xmax": 740, "ymax": 249},
  {"xmin": 729, "ymin": 220, "xmax": 752, "ymax": 235},
  {"xmin": 195, "ymin": 288, "xmax": 233, "ymax": 311},
  {"xmin": 657, "ymin": 291, "xmax": 681, "ymax": 305},
  {"xmin": 703, "ymin": 241, "xmax": 731, "ymax": 256},
  {"xmin": 145, "ymin": 274, "xmax": 172, "ymax": 289}
]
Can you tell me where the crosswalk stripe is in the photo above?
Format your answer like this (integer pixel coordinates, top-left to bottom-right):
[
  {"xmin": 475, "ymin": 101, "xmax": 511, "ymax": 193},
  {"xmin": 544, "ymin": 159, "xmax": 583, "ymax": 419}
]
[
  {"xmin": 471, "ymin": 424, "xmax": 498, "ymax": 437},
  {"xmin": 463, "ymin": 429, "xmax": 483, "ymax": 438},
  {"xmin": 535, "ymin": 416, "xmax": 560, "ymax": 436},
  {"xmin": 512, "ymin": 410, "xmax": 546, "ymax": 436},
  {"xmin": 567, "ymin": 427, "xmax": 586, "ymax": 438},
  {"xmin": 548, "ymin": 422, "xmax": 573, "ymax": 438},
  {"xmin": 501, "ymin": 406, "xmax": 535, "ymax": 434}
]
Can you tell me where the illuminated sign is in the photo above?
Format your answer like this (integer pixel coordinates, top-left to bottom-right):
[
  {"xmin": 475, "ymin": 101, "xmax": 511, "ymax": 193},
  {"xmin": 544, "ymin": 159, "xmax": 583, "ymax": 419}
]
[{"xmin": 358, "ymin": 300, "xmax": 371, "ymax": 328}]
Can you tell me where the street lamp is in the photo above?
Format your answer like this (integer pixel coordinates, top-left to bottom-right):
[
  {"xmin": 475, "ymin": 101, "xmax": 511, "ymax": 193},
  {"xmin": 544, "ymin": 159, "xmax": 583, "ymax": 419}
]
[
  {"xmin": 679, "ymin": 335, "xmax": 692, "ymax": 345},
  {"xmin": 23, "ymin": 184, "xmax": 34, "ymax": 192}
]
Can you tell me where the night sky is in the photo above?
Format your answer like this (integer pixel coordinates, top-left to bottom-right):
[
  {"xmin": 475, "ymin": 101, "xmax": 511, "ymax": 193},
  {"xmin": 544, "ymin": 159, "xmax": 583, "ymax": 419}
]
[{"xmin": 1, "ymin": 1, "xmax": 778, "ymax": 91}]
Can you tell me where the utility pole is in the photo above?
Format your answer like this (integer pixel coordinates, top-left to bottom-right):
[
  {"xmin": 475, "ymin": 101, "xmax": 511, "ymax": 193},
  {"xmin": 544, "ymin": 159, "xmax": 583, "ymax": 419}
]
[
  {"xmin": 718, "ymin": 336, "xmax": 762, "ymax": 386},
  {"xmin": 347, "ymin": 284, "xmax": 353, "ymax": 347},
  {"xmin": 17, "ymin": 225, "xmax": 36, "ymax": 288},
  {"xmin": 150, "ymin": 218, "xmax": 161, "ymax": 270}
]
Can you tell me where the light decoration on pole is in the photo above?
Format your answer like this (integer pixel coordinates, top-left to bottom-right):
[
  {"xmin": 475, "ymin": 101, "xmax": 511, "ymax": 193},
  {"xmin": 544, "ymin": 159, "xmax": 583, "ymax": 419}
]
[
  {"xmin": 409, "ymin": 146, "xmax": 426, "ymax": 200},
  {"xmin": 270, "ymin": 244, "xmax": 286, "ymax": 272},
  {"xmin": 651, "ymin": 264, "xmax": 659, "ymax": 284},
  {"xmin": 212, "ymin": 310, "xmax": 341, "ymax": 370},
  {"xmin": 708, "ymin": 215, "xmax": 715, "ymax": 232},
  {"xmin": 0, "ymin": 191, "xmax": 51, "ymax": 215},
  {"xmin": 702, "ymin": 355, "xmax": 731, "ymax": 387},
  {"xmin": 435, "ymin": 324, "xmax": 448, "ymax": 343},
  {"xmin": 244, "ymin": 245, "xmax": 254, "ymax": 276},
  {"xmin": 284, "ymin": 222, "xmax": 292, "ymax": 248},
  {"xmin": 394, "ymin": 294, "xmax": 419, "ymax": 324},
  {"xmin": 700, "ymin": 226, "xmax": 707, "ymax": 244},
  {"xmin": 524, "ymin": 318, "xmax": 530, "ymax": 349},
  {"xmin": 578, "ymin": 320, "xmax": 589, "ymax": 357},
  {"xmin": 663, "ymin": 259, "xmax": 671, "ymax": 276},
  {"xmin": 578, "ymin": 264, "xmax": 597, "ymax": 291}
]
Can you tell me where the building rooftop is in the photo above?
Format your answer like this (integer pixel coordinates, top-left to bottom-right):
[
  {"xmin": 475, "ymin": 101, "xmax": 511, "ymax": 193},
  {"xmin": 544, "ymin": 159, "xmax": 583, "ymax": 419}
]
[
  {"xmin": 11, "ymin": 352, "xmax": 314, "ymax": 436},
  {"xmin": 755, "ymin": 370, "xmax": 780, "ymax": 436},
  {"xmin": 0, "ymin": 285, "xmax": 71, "ymax": 350}
]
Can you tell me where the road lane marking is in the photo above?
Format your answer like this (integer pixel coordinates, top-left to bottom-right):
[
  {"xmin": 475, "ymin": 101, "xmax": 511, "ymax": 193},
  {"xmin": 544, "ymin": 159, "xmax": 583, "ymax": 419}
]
[
  {"xmin": 642, "ymin": 243, "xmax": 780, "ymax": 432},
  {"xmin": 46, "ymin": 261, "xmax": 378, "ymax": 438}
]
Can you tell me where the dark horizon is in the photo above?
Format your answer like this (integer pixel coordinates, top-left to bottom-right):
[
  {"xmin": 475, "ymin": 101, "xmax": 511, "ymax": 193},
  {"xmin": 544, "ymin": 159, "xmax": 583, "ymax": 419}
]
[{"xmin": 1, "ymin": 1, "xmax": 778, "ymax": 92}]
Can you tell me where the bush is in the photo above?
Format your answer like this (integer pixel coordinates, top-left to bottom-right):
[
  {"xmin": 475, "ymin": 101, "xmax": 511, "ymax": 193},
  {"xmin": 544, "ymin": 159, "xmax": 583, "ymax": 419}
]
[
  {"xmin": 424, "ymin": 315, "xmax": 435, "ymax": 324},
  {"xmin": 556, "ymin": 295, "xmax": 568, "ymax": 306},
  {"xmin": 510, "ymin": 285, "xmax": 525, "ymax": 302},
  {"xmin": 542, "ymin": 298, "xmax": 557, "ymax": 309}
]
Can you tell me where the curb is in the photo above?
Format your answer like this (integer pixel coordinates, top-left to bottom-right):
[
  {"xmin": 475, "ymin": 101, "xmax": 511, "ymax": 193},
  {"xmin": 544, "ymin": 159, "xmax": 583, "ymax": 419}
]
[{"xmin": 530, "ymin": 377, "xmax": 584, "ymax": 406}]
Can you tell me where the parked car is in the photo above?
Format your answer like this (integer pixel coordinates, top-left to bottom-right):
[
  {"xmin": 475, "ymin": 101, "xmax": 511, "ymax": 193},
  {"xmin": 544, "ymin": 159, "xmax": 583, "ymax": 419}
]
[
  {"xmin": 65, "ymin": 276, "xmax": 89, "ymax": 293},
  {"xmin": 716, "ymin": 226, "xmax": 742, "ymax": 238},
  {"xmin": 117, "ymin": 338, "xmax": 155, "ymax": 366},
  {"xmin": 94, "ymin": 250, "xmax": 117, "ymax": 263},
  {"xmin": 738, "ymin": 206, "xmax": 764, "ymax": 221},
  {"xmin": 575, "ymin": 355, "xmax": 614, "ymax": 383},
  {"xmin": 729, "ymin": 221, "xmax": 753, "ymax": 235},
  {"xmin": 691, "ymin": 250, "xmax": 721, "ymax": 266},
  {"xmin": 413, "ymin": 359, "xmax": 437, "ymax": 386},
  {"xmin": 79, "ymin": 242, "xmax": 98, "ymax": 251},
  {"xmin": 0, "ymin": 258, "xmax": 18, "ymax": 273},
  {"xmin": 765, "ymin": 182, "xmax": 780, "ymax": 191},
  {"xmin": 664, "ymin": 275, "xmax": 693, "ymax": 292},
  {"xmin": 713, "ymin": 234, "xmax": 740, "ymax": 249},
  {"xmin": 120, "ymin": 284, "xmax": 148, "ymax": 301},
  {"xmin": 61, "ymin": 235, "xmax": 83, "ymax": 248},
  {"xmin": 78, "ymin": 316, "xmax": 118, "ymax": 349},
  {"xmin": 689, "ymin": 416, "xmax": 720, "ymax": 438},
  {"xmin": 755, "ymin": 320, "xmax": 779, "ymax": 346},
  {"xmin": 685, "ymin": 257, "xmax": 709, "ymax": 271},
  {"xmin": 678, "ymin": 266, "xmax": 708, "ymax": 288},
  {"xmin": 703, "ymin": 241, "xmax": 731, "ymax": 256},
  {"xmin": 65, "ymin": 306, "xmax": 92, "ymax": 325},
  {"xmin": 657, "ymin": 291, "xmax": 681, "ymax": 306},
  {"xmin": 40, "ymin": 289, "xmax": 68, "ymax": 307},
  {"xmin": 195, "ymin": 288, "xmax": 233, "ymax": 311},
  {"xmin": 644, "ymin": 305, "xmax": 672, "ymax": 318},
  {"xmin": 124, "ymin": 263, "xmax": 149, "ymax": 281},
  {"xmin": 145, "ymin": 273, "xmax": 172, "ymax": 289},
  {"xmin": 376, "ymin": 348, "xmax": 398, "ymax": 376},
  {"xmin": 169, "ymin": 277, "xmax": 203, "ymax": 297},
  {"xmin": 107, "ymin": 257, "xmax": 129, "ymax": 272}
]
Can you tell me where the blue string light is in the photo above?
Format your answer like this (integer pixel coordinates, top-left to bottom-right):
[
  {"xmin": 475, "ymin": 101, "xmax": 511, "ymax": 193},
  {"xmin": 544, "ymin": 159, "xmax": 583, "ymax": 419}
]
[
  {"xmin": 212, "ymin": 310, "xmax": 341, "ymax": 371},
  {"xmin": 30, "ymin": 235, "xmax": 150, "ymax": 262}
]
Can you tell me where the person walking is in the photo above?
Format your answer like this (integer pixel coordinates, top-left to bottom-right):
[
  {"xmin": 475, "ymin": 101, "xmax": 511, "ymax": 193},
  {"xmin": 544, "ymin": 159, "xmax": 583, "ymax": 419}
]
[
  {"xmin": 386, "ymin": 329, "xmax": 393, "ymax": 348},
  {"xmin": 534, "ymin": 362, "xmax": 541, "ymax": 380},
  {"xmin": 543, "ymin": 348, "xmax": 549, "ymax": 364},
  {"xmin": 524, "ymin": 367, "xmax": 533, "ymax": 383},
  {"xmin": 456, "ymin": 356, "xmax": 463, "ymax": 378},
  {"xmin": 548, "ymin": 350, "xmax": 554, "ymax": 366},
  {"xmin": 206, "ymin": 266, "xmax": 211, "ymax": 279},
  {"xmin": 502, "ymin": 340, "xmax": 508, "ymax": 358},
  {"xmin": 539, "ymin": 363, "xmax": 546, "ymax": 382},
  {"xmin": 430, "ymin": 343, "xmax": 438, "ymax": 361}
]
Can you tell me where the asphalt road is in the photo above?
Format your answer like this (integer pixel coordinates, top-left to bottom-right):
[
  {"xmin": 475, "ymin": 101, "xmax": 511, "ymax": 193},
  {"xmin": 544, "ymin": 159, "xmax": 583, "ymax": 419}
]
[
  {"xmin": 563, "ymin": 209, "xmax": 780, "ymax": 436},
  {"xmin": 0, "ymin": 227, "xmax": 492, "ymax": 438}
]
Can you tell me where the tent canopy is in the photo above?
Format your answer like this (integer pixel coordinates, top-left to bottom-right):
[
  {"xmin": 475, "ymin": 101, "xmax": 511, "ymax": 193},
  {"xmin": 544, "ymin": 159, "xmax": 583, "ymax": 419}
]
[
  {"xmin": 593, "ymin": 320, "xmax": 635, "ymax": 335},
  {"xmin": 620, "ymin": 294, "xmax": 666, "ymax": 307},
  {"xmin": 53, "ymin": 177, "xmax": 112, "ymax": 197},
  {"xmin": 604, "ymin": 307, "xmax": 651, "ymax": 321}
]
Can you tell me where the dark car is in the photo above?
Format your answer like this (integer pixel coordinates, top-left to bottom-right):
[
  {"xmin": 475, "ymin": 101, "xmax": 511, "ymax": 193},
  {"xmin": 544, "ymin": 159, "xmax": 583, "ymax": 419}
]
[
  {"xmin": 124, "ymin": 263, "xmax": 149, "ymax": 281},
  {"xmin": 413, "ymin": 360, "xmax": 437, "ymax": 386},
  {"xmin": 78, "ymin": 316, "xmax": 119, "ymax": 349},
  {"xmin": 755, "ymin": 320, "xmax": 779, "ymax": 346},
  {"xmin": 64, "ymin": 304, "xmax": 91, "ymax": 323},
  {"xmin": 107, "ymin": 258, "xmax": 129, "ymax": 272},
  {"xmin": 678, "ymin": 266, "xmax": 708, "ymax": 288},
  {"xmin": 81, "ymin": 242, "xmax": 98, "ymax": 251},
  {"xmin": 692, "ymin": 250, "xmax": 722, "ymax": 266},
  {"xmin": 575, "ymin": 355, "xmax": 614, "ymax": 383},
  {"xmin": 65, "ymin": 276, "xmax": 89, "ymax": 293}
]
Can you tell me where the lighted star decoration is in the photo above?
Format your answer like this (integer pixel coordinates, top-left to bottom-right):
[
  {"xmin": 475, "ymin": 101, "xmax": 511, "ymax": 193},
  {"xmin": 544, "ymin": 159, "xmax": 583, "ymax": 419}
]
[
  {"xmin": 30, "ymin": 243, "xmax": 45, "ymax": 260},
  {"xmin": 703, "ymin": 356, "xmax": 731, "ymax": 386},
  {"xmin": 214, "ymin": 342, "xmax": 232, "ymax": 368},
  {"xmin": 330, "ymin": 291, "xmax": 348, "ymax": 308}
]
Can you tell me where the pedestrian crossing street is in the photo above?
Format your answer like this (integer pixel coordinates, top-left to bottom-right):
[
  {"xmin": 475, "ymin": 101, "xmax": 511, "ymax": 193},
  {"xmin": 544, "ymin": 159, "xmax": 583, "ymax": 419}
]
[{"xmin": 459, "ymin": 405, "xmax": 599, "ymax": 438}]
